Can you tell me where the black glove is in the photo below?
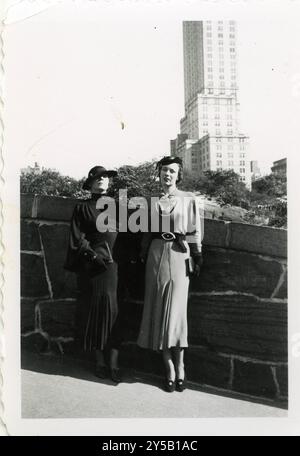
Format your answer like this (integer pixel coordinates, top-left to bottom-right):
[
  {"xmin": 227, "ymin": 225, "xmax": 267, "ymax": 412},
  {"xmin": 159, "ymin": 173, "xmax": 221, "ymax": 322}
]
[
  {"xmin": 191, "ymin": 254, "xmax": 203, "ymax": 277},
  {"xmin": 82, "ymin": 251, "xmax": 108, "ymax": 276}
]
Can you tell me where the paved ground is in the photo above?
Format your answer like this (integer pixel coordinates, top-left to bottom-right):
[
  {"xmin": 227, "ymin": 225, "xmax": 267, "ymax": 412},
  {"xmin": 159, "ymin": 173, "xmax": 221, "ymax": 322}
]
[{"xmin": 21, "ymin": 350, "xmax": 287, "ymax": 419}]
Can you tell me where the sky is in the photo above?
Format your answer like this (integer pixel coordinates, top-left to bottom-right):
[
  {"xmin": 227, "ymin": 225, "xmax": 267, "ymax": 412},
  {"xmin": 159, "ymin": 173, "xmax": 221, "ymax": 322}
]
[{"xmin": 3, "ymin": 0, "xmax": 300, "ymax": 179}]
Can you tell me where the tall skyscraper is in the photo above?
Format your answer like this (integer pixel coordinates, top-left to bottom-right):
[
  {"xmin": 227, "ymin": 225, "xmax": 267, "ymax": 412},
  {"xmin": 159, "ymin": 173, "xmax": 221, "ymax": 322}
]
[{"xmin": 171, "ymin": 21, "xmax": 251, "ymax": 189}]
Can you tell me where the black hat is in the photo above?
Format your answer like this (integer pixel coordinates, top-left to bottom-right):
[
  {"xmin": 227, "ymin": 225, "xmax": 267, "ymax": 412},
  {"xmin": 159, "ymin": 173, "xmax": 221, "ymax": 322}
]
[
  {"xmin": 82, "ymin": 166, "xmax": 118, "ymax": 190},
  {"xmin": 156, "ymin": 156, "xmax": 183, "ymax": 168}
]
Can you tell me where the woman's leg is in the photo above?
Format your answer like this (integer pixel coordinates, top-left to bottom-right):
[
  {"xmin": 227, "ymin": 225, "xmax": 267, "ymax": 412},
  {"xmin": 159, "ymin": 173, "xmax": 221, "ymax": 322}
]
[
  {"xmin": 95, "ymin": 349, "xmax": 106, "ymax": 367},
  {"xmin": 109, "ymin": 347, "xmax": 119, "ymax": 370},
  {"xmin": 173, "ymin": 347, "xmax": 185, "ymax": 380},
  {"xmin": 162, "ymin": 348, "xmax": 176, "ymax": 381}
]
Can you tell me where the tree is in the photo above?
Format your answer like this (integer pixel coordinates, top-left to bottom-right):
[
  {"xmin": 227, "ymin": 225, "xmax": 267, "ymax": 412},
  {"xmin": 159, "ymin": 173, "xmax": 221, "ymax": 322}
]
[
  {"xmin": 20, "ymin": 167, "xmax": 89, "ymax": 199},
  {"xmin": 190, "ymin": 169, "xmax": 250, "ymax": 208},
  {"xmin": 108, "ymin": 161, "xmax": 160, "ymax": 199},
  {"xmin": 252, "ymin": 172, "xmax": 286, "ymax": 198}
]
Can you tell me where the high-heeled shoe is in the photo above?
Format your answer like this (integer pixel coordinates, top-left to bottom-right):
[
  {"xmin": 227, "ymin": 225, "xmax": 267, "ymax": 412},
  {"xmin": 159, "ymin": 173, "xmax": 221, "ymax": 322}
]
[
  {"xmin": 95, "ymin": 364, "xmax": 109, "ymax": 379},
  {"xmin": 110, "ymin": 367, "xmax": 122, "ymax": 384},
  {"xmin": 164, "ymin": 378, "xmax": 176, "ymax": 393},
  {"xmin": 176, "ymin": 377, "xmax": 186, "ymax": 392}
]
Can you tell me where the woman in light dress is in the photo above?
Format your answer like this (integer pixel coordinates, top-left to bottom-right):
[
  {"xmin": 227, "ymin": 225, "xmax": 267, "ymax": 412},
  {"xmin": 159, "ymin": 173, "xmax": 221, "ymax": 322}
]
[{"xmin": 137, "ymin": 156, "xmax": 203, "ymax": 392}]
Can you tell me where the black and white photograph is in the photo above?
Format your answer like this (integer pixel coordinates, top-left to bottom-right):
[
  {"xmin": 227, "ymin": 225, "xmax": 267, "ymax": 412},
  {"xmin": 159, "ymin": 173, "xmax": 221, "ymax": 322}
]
[{"xmin": 1, "ymin": 0, "xmax": 300, "ymax": 436}]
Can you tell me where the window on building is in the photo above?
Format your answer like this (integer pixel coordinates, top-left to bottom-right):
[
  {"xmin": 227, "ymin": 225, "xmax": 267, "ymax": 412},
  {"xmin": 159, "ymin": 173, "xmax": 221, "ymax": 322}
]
[
  {"xmin": 207, "ymin": 33, "xmax": 212, "ymax": 37},
  {"xmin": 220, "ymin": 81, "xmax": 225, "ymax": 87},
  {"xmin": 228, "ymin": 152, "xmax": 234, "ymax": 158},
  {"xmin": 240, "ymin": 168, "xmax": 245, "ymax": 173},
  {"xmin": 227, "ymin": 122, "xmax": 232, "ymax": 126},
  {"xmin": 229, "ymin": 34, "xmax": 235, "ymax": 39},
  {"xmin": 240, "ymin": 153, "xmax": 245, "ymax": 158},
  {"xmin": 227, "ymin": 129, "xmax": 233, "ymax": 135},
  {"xmin": 218, "ymin": 41, "xmax": 223, "ymax": 46},
  {"xmin": 216, "ymin": 153, "xmax": 222, "ymax": 158},
  {"xmin": 240, "ymin": 160, "xmax": 245, "ymax": 166},
  {"xmin": 219, "ymin": 68, "xmax": 225, "ymax": 73},
  {"xmin": 228, "ymin": 160, "xmax": 234, "ymax": 166},
  {"xmin": 228, "ymin": 137, "xmax": 233, "ymax": 142}
]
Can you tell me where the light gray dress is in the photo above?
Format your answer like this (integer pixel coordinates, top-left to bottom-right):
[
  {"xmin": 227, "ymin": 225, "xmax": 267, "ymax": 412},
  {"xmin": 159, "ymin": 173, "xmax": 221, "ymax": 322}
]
[{"xmin": 137, "ymin": 189, "xmax": 202, "ymax": 351}]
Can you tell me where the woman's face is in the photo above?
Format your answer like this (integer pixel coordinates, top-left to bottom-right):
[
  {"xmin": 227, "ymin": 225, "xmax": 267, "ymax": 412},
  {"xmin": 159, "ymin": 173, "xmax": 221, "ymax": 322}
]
[
  {"xmin": 160, "ymin": 163, "xmax": 179, "ymax": 188},
  {"xmin": 90, "ymin": 175, "xmax": 109, "ymax": 193}
]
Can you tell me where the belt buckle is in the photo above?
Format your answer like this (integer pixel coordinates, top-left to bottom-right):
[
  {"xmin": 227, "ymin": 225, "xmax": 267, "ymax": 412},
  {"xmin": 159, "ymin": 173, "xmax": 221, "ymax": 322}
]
[{"xmin": 161, "ymin": 232, "xmax": 176, "ymax": 241}]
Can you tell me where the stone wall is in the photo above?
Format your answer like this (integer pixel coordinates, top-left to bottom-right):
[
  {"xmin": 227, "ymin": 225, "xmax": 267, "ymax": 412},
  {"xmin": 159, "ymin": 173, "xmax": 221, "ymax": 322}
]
[{"xmin": 21, "ymin": 193, "xmax": 288, "ymax": 406}]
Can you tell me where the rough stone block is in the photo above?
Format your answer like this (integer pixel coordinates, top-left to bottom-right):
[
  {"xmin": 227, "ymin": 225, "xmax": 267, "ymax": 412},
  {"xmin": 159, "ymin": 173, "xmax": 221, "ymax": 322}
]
[
  {"xmin": 232, "ymin": 359, "xmax": 277, "ymax": 398},
  {"xmin": 39, "ymin": 224, "xmax": 77, "ymax": 298},
  {"xmin": 229, "ymin": 223, "xmax": 287, "ymax": 258},
  {"xmin": 38, "ymin": 300, "xmax": 77, "ymax": 338},
  {"xmin": 190, "ymin": 248, "xmax": 283, "ymax": 298},
  {"xmin": 35, "ymin": 195, "xmax": 78, "ymax": 222},
  {"xmin": 185, "ymin": 346, "xmax": 231, "ymax": 389},
  {"xmin": 21, "ymin": 253, "xmax": 49, "ymax": 297},
  {"xmin": 188, "ymin": 295, "xmax": 287, "ymax": 362},
  {"xmin": 21, "ymin": 332, "xmax": 49, "ymax": 353},
  {"xmin": 21, "ymin": 220, "xmax": 41, "ymax": 251},
  {"xmin": 21, "ymin": 299, "xmax": 37, "ymax": 333},
  {"xmin": 21, "ymin": 193, "xmax": 35, "ymax": 218},
  {"xmin": 202, "ymin": 219, "xmax": 229, "ymax": 248},
  {"xmin": 273, "ymin": 269, "xmax": 287, "ymax": 299},
  {"xmin": 276, "ymin": 364, "xmax": 288, "ymax": 398}
]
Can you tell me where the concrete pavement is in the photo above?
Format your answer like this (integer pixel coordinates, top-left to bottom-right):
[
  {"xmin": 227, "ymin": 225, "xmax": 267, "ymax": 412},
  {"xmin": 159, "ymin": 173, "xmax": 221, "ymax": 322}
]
[{"xmin": 21, "ymin": 350, "xmax": 287, "ymax": 419}]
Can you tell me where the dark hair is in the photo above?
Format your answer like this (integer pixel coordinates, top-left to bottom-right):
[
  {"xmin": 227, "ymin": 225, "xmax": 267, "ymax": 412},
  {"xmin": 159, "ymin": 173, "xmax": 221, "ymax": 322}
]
[{"xmin": 157, "ymin": 162, "xmax": 183, "ymax": 184}]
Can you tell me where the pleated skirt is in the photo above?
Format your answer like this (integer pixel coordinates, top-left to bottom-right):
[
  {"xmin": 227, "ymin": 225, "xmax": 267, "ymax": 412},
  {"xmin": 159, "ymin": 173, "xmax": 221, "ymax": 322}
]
[
  {"xmin": 137, "ymin": 239, "xmax": 190, "ymax": 351},
  {"xmin": 76, "ymin": 261, "xmax": 118, "ymax": 351}
]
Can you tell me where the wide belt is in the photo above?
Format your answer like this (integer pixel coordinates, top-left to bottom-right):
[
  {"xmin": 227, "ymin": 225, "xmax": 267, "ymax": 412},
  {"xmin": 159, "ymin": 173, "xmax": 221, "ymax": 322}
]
[{"xmin": 151, "ymin": 232, "xmax": 187, "ymax": 253}]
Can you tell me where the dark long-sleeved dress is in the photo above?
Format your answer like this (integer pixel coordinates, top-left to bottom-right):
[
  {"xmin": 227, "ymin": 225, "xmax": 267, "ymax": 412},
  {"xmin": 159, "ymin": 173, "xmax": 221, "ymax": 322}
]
[{"xmin": 65, "ymin": 194, "xmax": 118, "ymax": 351}]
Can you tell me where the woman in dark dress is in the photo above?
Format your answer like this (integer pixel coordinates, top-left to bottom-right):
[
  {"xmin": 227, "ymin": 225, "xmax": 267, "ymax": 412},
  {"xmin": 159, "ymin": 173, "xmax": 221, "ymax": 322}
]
[{"xmin": 65, "ymin": 166, "xmax": 121, "ymax": 383}]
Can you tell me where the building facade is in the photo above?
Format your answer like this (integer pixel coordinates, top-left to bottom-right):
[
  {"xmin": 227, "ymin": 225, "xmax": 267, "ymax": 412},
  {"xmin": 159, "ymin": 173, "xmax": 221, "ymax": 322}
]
[
  {"xmin": 171, "ymin": 21, "xmax": 251, "ymax": 189},
  {"xmin": 271, "ymin": 158, "xmax": 286, "ymax": 176}
]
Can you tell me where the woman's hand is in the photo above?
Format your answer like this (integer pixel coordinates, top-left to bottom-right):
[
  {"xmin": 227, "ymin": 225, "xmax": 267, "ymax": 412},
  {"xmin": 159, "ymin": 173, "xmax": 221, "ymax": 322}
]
[{"xmin": 192, "ymin": 254, "xmax": 203, "ymax": 277}]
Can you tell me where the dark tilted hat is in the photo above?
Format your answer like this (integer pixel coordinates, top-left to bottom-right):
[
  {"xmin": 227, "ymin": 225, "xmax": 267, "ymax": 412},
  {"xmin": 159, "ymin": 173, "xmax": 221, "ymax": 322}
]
[
  {"xmin": 82, "ymin": 166, "xmax": 118, "ymax": 190},
  {"xmin": 156, "ymin": 156, "xmax": 183, "ymax": 168}
]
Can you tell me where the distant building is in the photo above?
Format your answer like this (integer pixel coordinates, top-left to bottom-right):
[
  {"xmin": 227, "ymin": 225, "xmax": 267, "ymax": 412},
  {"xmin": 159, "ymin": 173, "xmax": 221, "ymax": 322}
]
[
  {"xmin": 250, "ymin": 160, "xmax": 261, "ymax": 181},
  {"xmin": 170, "ymin": 20, "xmax": 251, "ymax": 189},
  {"xmin": 271, "ymin": 158, "xmax": 286, "ymax": 176}
]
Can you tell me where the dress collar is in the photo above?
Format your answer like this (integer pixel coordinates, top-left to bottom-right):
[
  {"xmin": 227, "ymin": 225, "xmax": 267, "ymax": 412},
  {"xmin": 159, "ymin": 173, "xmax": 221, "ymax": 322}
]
[
  {"xmin": 91, "ymin": 192, "xmax": 107, "ymax": 201},
  {"xmin": 159, "ymin": 187, "xmax": 180, "ymax": 199}
]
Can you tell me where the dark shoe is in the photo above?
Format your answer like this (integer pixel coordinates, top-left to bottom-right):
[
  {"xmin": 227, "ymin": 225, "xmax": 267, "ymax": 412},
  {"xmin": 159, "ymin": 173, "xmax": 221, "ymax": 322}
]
[
  {"xmin": 176, "ymin": 377, "xmax": 186, "ymax": 392},
  {"xmin": 110, "ymin": 368, "xmax": 122, "ymax": 384},
  {"xmin": 165, "ymin": 378, "xmax": 176, "ymax": 393},
  {"xmin": 95, "ymin": 364, "xmax": 109, "ymax": 379}
]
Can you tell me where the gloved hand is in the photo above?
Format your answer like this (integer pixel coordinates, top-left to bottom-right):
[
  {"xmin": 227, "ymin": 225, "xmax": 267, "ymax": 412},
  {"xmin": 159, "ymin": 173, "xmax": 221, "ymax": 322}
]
[
  {"xmin": 192, "ymin": 254, "xmax": 203, "ymax": 277},
  {"xmin": 92, "ymin": 254, "xmax": 108, "ymax": 270}
]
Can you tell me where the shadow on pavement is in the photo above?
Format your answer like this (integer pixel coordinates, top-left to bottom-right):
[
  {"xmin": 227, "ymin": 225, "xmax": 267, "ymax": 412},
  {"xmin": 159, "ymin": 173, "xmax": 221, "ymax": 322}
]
[{"xmin": 21, "ymin": 349, "xmax": 165, "ymax": 391}]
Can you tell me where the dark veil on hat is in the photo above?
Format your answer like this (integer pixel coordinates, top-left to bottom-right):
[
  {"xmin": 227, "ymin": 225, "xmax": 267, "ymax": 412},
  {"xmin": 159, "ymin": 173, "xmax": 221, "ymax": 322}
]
[{"xmin": 82, "ymin": 166, "xmax": 118, "ymax": 190}]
